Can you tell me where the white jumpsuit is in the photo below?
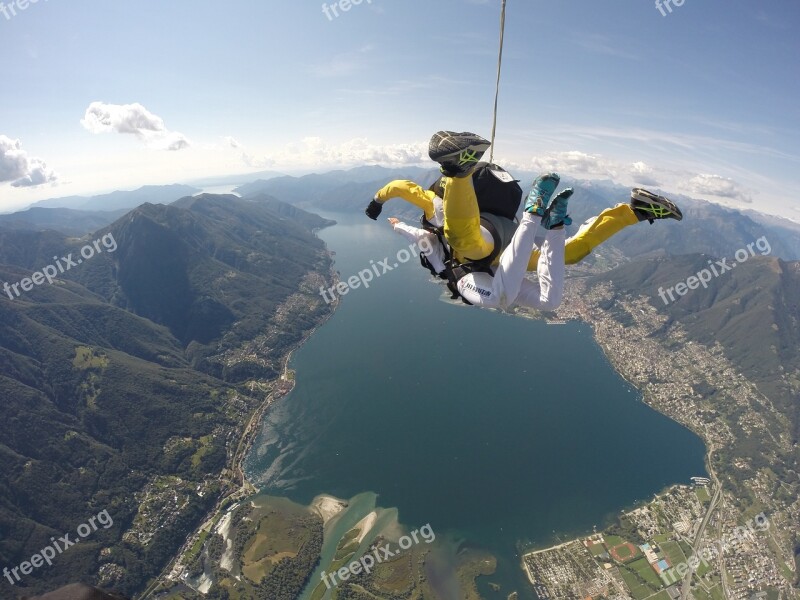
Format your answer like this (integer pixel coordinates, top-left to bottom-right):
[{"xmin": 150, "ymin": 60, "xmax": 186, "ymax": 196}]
[
  {"xmin": 457, "ymin": 213, "xmax": 565, "ymax": 311},
  {"xmin": 392, "ymin": 211, "xmax": 565, "ymax": 311}
]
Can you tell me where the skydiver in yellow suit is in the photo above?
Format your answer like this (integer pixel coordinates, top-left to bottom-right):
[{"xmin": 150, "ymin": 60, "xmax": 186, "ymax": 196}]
[
  {"xmin": 365, "ymin": 131, "xmax": 684, "ymax": 274},
  {"xmin": 387, "ymin": 172, "xmax": 573, "ymax": 310}
]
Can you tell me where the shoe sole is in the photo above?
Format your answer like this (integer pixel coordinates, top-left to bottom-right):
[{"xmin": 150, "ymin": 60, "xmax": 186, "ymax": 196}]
[
  {"xmin": 435, "ymin": 144, "xmax": 491, "ymax": 167},
  {"xmin": 631, "ymin": 188, "xmax": 683, "ymax": 221},
  {"xmin": 429, "ymin": 132, "xmax": 491, "ymax": 165},
  {"xmin": 540, "ymin": 189, "xmax": 574, "ymax": 228}
]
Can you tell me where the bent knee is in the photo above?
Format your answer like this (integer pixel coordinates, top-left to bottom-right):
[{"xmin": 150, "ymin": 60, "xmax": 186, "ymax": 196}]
[{"xmin": 538, "ymin": 290, "xmax": 564, "ymax": 311}]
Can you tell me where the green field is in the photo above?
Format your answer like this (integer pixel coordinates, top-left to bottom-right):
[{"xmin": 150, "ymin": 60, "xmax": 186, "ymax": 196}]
[
  {"xmin": 239, "ymin": 500, "xmax": 318, "ymax": 585},
  {"xmin": 619, "ymin": 557, "xmax": 663, "ymax": 600},
  {"xmin": 693, "ymin": 584, "xmax": 713, "ymax": 600},
  {"xmin": 604, "ymin": 535, "xmax": 626, "ymax": 547},
  {"xmin": 334, "ymin": 539, "xmax": 361, "ymax": 561},
  {"xmin": 653, "ymin": 534, "xmax": 671, "ymax": 544},
  {"xmin": 340, "ymin": 527, "xmax": 360, "ymax": 544},
  {"xmin": 659, "ymin": 540, "xmax": 688, "ymax": 584},
  {"xmin": 695, "ymin": 554, "xmax": 712, "ymax": 578},
  {"xmin": 689, "ymin": 571, "xmax": 727, "ymax": 600},
  {"xmin": 619, "ymin": 568, "xmax": 652, "ymax": 600},
  {"xmin": 185, "ymin": 530, "xmax": 209, "ymax": 564},
  {"xmin": 631, "ymin": 557, "xmax": 663, "ymax": 589},
  {"xmin": 695, "ymin": 487, "xmax": 711, "ymax": 503},
  {"xmin": 587, "ymin": 541, "xmax": 608, "ymax": 557},
  {"xmin": 614, "ymin": 544, "xmax": 635, "ymax": 560},
  {"xmin": 661, "ymin": 540, "xmax": 688, "ymax": 565},
  {"xmin": 710, "ymin": 583, "xmax": 727, "ymax": 600}
]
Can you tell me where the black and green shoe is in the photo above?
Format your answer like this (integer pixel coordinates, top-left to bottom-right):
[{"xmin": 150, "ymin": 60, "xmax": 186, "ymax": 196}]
[
  {"xmin": 428, "ymin": 131, "xmax": 491, "ymax": 176},
  {"xmin": 630, "ymin": 188, "xmax": 683, "ymax": 224}
]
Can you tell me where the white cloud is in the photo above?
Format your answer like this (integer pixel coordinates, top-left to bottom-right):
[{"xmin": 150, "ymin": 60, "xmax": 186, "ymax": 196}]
[
  {"xmin": 81, "ymin": 102, "xmax": 190, "ymax": 151},
  {"xmin": 230, "ymin": 137, "xmax": 428, "ymax": 170},
  {"xmin": 508, "ymin": 149, "xmax": 754, "ymax": 206},
  {"xmin": 687, "ymin": 174, "xmax": 752, "ymax": 203},
  {"xmin": 0, "ymin": 135, "xmax": 58, "ymax": 188},
  {"xmin": 523, "ymin": 151, "xmax": 617, "ymax": 179},
  {"xmin": 630, "ymin": 161, "xmax": 661, "ymax": 186}
]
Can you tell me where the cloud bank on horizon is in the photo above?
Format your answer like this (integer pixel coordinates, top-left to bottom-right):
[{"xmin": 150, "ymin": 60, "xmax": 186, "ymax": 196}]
[
  {"xmin": 0, "ymin": 0, "xmax": 797, "ymax": 217},
  {"xmin": 0, "ymin": 127, "xmax": 767, "ymax": 214}
]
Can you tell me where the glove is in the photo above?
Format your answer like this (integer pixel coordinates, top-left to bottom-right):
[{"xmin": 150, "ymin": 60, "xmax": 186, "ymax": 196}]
[{"xmin": 365, "ymin": 199, "xmax": 383, "ymax": 220}]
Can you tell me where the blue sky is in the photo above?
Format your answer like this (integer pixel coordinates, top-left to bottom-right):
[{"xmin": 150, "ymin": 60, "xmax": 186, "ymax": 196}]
[{"xmin": 1, "ymin": 0, "xmax": 798, "ymax": 218}]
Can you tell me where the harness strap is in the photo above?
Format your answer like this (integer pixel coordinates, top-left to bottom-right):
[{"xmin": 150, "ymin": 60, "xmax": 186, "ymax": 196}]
[{"xmin": 420, "ymin": 213, "xmax": 516, "ymax": 305}]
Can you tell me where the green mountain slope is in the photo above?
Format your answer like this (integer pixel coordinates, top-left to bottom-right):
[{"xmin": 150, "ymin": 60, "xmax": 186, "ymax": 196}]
[
  {"xmin": 589, "ymin": 255, "xmax": 800, "ymax": 474},
  {"xmin": 0, "ymin": 196, "xmax": 334, "ymax": 598}
]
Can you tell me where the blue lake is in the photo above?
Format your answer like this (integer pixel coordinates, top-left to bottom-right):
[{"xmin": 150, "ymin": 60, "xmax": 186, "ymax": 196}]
[{"xmin": 245, "ymin": 212, "xmax": 707, "ymax": 598}]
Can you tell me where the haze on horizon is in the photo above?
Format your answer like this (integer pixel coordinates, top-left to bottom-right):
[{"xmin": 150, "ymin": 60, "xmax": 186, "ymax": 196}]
[{"xmin": 1, "ymin": 0, "xmax": 798, "ymax": 220}]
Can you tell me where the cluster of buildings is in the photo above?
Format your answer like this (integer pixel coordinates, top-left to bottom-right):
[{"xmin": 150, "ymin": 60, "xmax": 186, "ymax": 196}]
[
  {"xmin": 639, "ymin": 542, "xmax": 671, "ymax": 576},
  {"xmin": 523, "ymin": 540, "xmax": 612, "ymax": 600},
  {"xmin": 521, "ymin": 480, "xmax": 793, "ymax": 600}
]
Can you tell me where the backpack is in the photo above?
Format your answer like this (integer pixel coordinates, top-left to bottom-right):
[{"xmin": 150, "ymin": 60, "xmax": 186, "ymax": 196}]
[
  {"xmin": 470, "ymin": 162, "xmax": 523, "ymax": 220},
  {"xmin": 430, "ymin": 162, "xmax": 523, "ymax": 221}
]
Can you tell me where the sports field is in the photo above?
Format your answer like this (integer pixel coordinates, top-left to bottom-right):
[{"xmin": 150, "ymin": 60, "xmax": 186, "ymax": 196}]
[
  {"xmin": 619, "ymin": 557, "xmax": 664, "ymax": 599},
  {"xmin": 610, "ymin": 541, "xmax": 641, "ymax": 563}
]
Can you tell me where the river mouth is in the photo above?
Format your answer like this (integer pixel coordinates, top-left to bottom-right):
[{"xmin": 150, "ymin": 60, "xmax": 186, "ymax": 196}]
[{"xmin": 244, "ymin": 211, "xmax": 707, "ymax": 599}]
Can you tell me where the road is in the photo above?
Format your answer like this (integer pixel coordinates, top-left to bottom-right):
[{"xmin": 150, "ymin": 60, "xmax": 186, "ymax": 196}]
[{"xmin": 680, "ymin": 445, "xmax": 723, "ymax": 600}]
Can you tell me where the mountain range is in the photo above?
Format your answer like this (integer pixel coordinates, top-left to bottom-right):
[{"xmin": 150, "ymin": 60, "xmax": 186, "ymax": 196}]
[
  {"xmin": 0, "ymin": 194, "xmax": 334, "ymax": 597},
  {"xmin": 25, "ymin": 185, "xmax": 201, "ymax": 212}
]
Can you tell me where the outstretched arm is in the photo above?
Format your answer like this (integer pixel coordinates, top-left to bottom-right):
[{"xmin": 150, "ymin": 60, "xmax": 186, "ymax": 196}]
[
  {"xmin": 373, "ymin": 180, "xmax": 437, "ymax": 221},
  {"xmin": 388, "ymin": 218, "xmax": 426, "ymax": 244},
  {"xmin": 388, "ymin": 218, "xmax": 446, "ymax": 274}
]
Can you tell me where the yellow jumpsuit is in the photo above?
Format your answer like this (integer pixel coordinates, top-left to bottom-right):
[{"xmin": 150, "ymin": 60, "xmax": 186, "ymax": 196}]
[{"xmin": 374, "ymin": 178, "xmax": 640, "ymax": 271}]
